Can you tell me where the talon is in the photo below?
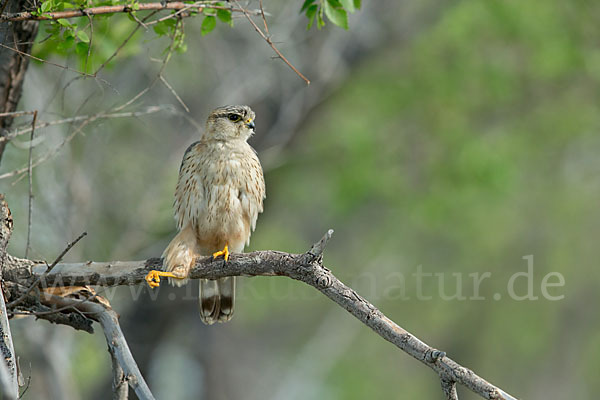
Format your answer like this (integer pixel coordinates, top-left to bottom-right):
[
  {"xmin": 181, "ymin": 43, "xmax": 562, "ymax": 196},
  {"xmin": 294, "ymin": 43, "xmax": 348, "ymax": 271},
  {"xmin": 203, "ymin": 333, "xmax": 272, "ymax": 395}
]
[
  {"xmin": 145, "ymin": 270, "xmax": 179, "ymax": 288},
  {"xmin": 212, "ymin": 244, "xmax": 229, "ymax": 262}
]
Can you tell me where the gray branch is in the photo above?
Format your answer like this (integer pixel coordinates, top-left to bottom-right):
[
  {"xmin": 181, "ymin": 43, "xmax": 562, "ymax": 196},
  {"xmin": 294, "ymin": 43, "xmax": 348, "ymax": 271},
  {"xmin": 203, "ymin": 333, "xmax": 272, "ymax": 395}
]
[
  {"xmin": 40, "ymin": 293, "xmax": 153, "ymax": 400},
  {"xmin": 110, "ymin": 348, "xmax": 129, "ymax": 400},
  {"xmin": 0, "ymin": 195, "xmax": 516, "ymax": 399},
  {"xmin": 0, "ymin": 195, "xmax": 18, "ymax": 400},
  {"xmin": 2, "ymin": 238, "xmax": 516, "ymax": 400}
]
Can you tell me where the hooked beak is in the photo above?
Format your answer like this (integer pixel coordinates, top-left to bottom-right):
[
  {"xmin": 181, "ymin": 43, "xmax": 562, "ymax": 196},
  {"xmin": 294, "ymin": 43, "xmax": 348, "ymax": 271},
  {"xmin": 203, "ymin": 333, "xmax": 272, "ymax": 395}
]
[{"xmin": 245, "ymin": 119, "xmax": 255, "ymax": 130}]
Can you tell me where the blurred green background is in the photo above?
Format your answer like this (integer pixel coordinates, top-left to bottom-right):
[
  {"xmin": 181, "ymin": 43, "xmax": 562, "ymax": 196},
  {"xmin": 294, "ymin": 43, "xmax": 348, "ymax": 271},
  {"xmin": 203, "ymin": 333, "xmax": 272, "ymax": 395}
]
[{"xmin": 2, "ymin": 0, "xmax": 599, "ymax": 399}]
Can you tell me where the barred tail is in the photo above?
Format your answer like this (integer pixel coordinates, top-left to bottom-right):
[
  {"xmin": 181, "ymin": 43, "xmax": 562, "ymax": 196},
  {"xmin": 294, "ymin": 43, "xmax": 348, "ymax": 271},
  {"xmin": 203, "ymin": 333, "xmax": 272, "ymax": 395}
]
[{"xmin": 199, "ymin": 277, "xmax": 235, "ymax": 324}]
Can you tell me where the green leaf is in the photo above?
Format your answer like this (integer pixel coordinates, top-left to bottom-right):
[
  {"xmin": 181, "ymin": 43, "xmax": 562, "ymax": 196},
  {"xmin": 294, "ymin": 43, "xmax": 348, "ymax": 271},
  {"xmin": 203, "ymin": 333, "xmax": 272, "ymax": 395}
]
[
  {"xmin": 176, "ymin": 42, "xmax": 187, "ymax": 53},
  {"xmin": 305, "ymin": 4, "xmax": 318, "ymax": 30},
  {"xmin": 63, "ymin": 35, "xmax": 75, "ymax": 48},
  {"xmin": 76, "ymin": 30, "xmax": 89, "ymax": 42},
  {"xmin": 75, "ymin": 41, "xmax": 88, "ymax": 56},
  {"xmin": 41, "ymin": 1, "xmax": 52, "ymax": 12},
  {"xmin": 62, "ymin": 2, "xmax": 75, "ymax": 8},
  {"xmin": 217, "ymin": 9, "xmax": 232, "ymax": 26},
  {"xmin": 353, "ymin": 0, "xmax": 361, "ymax": 9},
  {"xmin": 317, "ymin": 9, "xmax": 325, "ymax": 29},
  {"xmin": 339, "ymin": 0, "xmax": 355, "ymax": 13},
  {"xmin": 203, "ymin": 7, "xmax": 216, "ymax": 16},
  {"xmin": 153, "ymin": 21, "xmax": 169, "ymax": 36},
  {"xmin": 300, "ymin": 0, "xmax": 315, "ymax": 12},
  {"xmin": 201, "ymin": 15, "xmax": 216, "ymax": 36},
  {"xmin": 63, "ymin": 28, "xmax": 74, "ymax": 39},
  {"xmin": 57, "ymin": 18, "xmax": 71, "ymax": 27},
  {"xmin": 323, "ymin": 0, "xmax": 348, "ymax": 29}
]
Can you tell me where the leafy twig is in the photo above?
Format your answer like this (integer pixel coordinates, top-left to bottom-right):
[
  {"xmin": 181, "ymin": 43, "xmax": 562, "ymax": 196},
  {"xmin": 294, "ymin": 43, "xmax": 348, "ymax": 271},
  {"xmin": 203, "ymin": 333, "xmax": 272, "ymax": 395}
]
[{"xmin": 1, "ymin": 2, "xmax": 258, "ymax": 21}]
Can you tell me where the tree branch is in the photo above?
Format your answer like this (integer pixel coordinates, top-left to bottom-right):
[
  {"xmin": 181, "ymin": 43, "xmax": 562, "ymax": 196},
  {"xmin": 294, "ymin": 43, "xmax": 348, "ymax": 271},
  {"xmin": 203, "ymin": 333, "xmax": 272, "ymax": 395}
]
[
  {"xmin": 1, "ymin": 2, "xmax": 257, "ymax": 21},
  {"xmin": 0, "ymin": 195, "xmax": 17, "ymax": 399},
  {"xmin": 2, "ymin": 232, "xmax": 518, "ymax": 400},
  {"xmin": 40, "ymin": 293, "xmax": 154, "ymax": 400},
  {"xmin": 110, "ymin": 348, "xmax": 129, "ymax": 400},
  {"xmin": 0, "ymin": 189, "xmax": 515, "ymax": 399},
  {"xmin": 0, "ymin": 295, "xmax": 17, "ymax": 400}
]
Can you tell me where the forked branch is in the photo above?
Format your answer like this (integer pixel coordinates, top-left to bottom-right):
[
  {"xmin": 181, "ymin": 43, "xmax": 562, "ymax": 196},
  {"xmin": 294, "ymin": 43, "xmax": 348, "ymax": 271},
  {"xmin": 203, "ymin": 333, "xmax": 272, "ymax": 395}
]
[{"xmin": 3, "ymin": 230, "xmax": 517, "ymax": 399}]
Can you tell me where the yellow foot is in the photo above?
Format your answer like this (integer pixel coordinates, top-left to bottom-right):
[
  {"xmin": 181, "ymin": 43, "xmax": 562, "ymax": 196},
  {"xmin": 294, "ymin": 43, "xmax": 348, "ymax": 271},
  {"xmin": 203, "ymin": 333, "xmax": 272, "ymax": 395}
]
[
  {"xmin": 212, "ymin": 244, "xmax": 229, "ymax": 262},
  {"xmin": 145, "ymin": 270, "xmax": 180, "ymax": 289}
]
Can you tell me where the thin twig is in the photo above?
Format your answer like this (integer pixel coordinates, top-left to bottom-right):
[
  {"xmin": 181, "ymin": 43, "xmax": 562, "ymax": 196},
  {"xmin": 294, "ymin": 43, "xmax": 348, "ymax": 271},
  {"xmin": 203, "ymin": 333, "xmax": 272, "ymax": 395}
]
[
  {"xmin": 159, "ymin": 75, "xmax": 189, "ymax": 113},
  {"xmin": 129, "ymin": 11, "xmax": 148, "ymax": 30},
  {"xmin": 259, "ymin": 0, "xmax": 268, "ymax": 35},
  {"xmin": 0, "ymin": 105, "xmax": 171, "ymax": 143},
  {"xmin": 0, "ymin": 111, "xmax": 35, "ymax": 118},
  {"xmin": 7, "ymin": 232, "xmax": 87, "ymax": 308},
  {"xmin": 84, "ymin": 11, "xmax": 93, "ymax": 73},
  {"xmin": 233, "ymin": 0, "xmax": 310, "ymax": 85},
  {"xmin": 24, "ymin": 111, "xmax": 37, "ymax": 259},
  {"xmin": 0, "ymin": 42, "xmax": 97, "ymax": 79}
]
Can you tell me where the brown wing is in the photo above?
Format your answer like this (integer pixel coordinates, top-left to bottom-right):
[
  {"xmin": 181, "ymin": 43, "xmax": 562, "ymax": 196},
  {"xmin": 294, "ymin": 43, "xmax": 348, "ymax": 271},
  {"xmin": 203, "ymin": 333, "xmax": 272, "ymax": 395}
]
[
  {"xmin": 173, "ymin": 141, "xmax": 205, "ymax": 230},
  {"xmin": 238, "ymin": 147, "xmax": 265, "ymax": 243}
]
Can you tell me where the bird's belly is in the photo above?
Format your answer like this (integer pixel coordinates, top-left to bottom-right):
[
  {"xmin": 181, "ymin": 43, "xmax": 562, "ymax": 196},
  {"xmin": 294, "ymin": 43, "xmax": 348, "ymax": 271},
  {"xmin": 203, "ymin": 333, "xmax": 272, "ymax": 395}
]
[{"xmin": 194, "ymin": 185, "xmax": 249, "ymax": 252}]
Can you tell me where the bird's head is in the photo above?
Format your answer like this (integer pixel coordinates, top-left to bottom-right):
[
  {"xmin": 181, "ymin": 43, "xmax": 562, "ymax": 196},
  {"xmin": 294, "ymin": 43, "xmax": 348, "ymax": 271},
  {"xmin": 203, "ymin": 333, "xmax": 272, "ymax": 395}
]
[{"xmin": 205, "ymin": 105, "xmax": 256, "ymax": 141}]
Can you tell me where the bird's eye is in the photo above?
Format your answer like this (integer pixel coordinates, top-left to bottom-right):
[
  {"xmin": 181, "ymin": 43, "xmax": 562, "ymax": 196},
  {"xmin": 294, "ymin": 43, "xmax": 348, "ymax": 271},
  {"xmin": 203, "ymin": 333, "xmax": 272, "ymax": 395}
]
[{"xmin": 228, "ymin": 114, "xmax": 241, "ymax": 122}]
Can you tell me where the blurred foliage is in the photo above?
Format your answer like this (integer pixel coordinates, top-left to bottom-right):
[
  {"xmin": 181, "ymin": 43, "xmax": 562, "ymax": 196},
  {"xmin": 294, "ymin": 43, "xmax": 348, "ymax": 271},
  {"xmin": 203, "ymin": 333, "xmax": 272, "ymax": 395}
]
[
  {"xmin": 31, "ymin": 0, "xmax": 359, "ymax": 71},
  {"xmin": 250, "ymin": 1, "xmax": 600, "ymax": 398}
]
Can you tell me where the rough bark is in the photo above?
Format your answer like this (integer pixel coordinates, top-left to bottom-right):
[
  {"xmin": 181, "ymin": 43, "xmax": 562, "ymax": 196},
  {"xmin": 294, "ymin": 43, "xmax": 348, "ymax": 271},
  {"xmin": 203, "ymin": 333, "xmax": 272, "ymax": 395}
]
[{"xmin": 0, "ymin": 0, "xmax": 39, "ymax": 164}]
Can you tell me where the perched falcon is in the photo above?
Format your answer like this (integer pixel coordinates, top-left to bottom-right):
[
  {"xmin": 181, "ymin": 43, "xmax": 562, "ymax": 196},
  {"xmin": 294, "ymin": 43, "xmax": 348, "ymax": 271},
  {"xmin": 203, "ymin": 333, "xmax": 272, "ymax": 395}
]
[{"xmin": 146, "ymin": 105, "xmax": 266, "ymax": 324}]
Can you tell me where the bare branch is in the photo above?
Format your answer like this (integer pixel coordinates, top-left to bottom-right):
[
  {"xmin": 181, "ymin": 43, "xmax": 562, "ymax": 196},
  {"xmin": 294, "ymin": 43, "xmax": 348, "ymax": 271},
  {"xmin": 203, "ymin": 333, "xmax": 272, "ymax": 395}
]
[
  {"xmin": 0, "ymin": 294, "xmax": 17, "ymax": 400},
  {"xmin": 110, "ymin": 349, "xmax": 129, "ymax": 400},
  {"xmin": 40, "ymin": 294, "xmax": 154, "ymax": 400},
  {"xmin": 0, "ymin": 195, "xmax": 17, "ymax": 399},
  {"xmin": 0, "ymin": 105, "xmax": 173, "ymax": 144},
  {"xmin": 3, "ymin": 232, "xmax": 517, "ymax": 400}
]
